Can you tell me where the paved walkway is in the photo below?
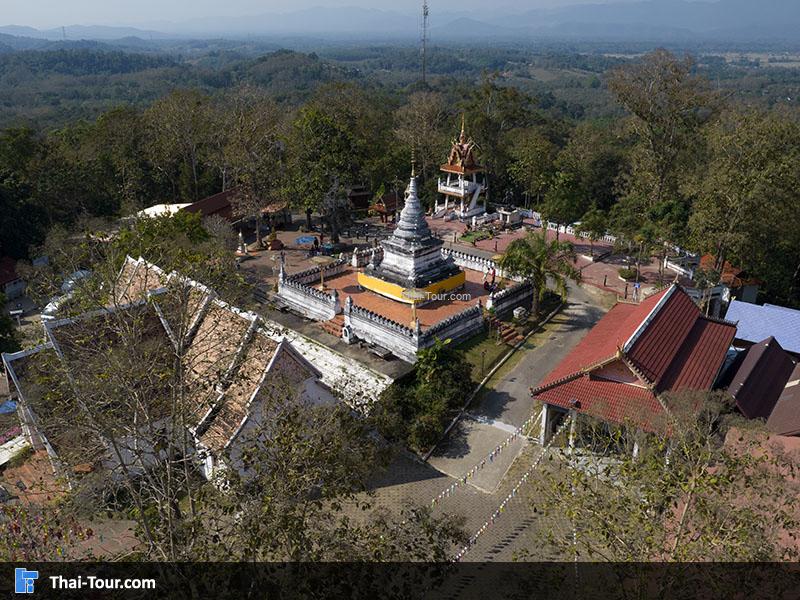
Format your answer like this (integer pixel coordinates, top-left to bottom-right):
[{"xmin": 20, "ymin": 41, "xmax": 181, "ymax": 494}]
[{"xmin": 363, "ymin": 281, "xmax": 606, "ymax": 561}]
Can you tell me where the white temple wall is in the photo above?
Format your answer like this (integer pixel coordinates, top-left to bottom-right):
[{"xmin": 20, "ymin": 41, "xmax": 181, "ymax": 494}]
[{"xmin": 277, "ymin": 279, "xmax": 339, "ymax": 321}]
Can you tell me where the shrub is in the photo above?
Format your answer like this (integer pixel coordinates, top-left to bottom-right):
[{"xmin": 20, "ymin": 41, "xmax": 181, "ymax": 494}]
[
  {"xmin": 371, "ymin": 339, "xmax": 474, "ymax": 453},
  {"xmin": 618, "ymin": 267, "xmax": 638, "ymax": 281}
]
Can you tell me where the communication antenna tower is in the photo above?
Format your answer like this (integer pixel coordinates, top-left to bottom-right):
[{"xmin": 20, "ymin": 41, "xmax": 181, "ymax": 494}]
[{"xmin": 421, "ymin": 0, "xmax": 429, "ymax": 85}]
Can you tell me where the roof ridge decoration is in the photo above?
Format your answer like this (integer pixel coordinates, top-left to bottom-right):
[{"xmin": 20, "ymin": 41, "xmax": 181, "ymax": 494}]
[
  {"xmin": 444, "ymin": 115, "xmax": 481, "ymax": 172},
  {"xmin": 618, "ymin": 351, "xmax": 657, "ymax": 390},
  {"xmin": 699, "ymin": 313, "xmax": 738, "ymax": 327},
  {"xmin": 531, "ymin": 350, "xmax": 630, "ymax": 397}
]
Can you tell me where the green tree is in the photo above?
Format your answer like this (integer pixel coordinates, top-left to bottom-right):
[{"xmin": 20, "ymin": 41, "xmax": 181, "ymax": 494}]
[
  {"xmin": 0, "ymin": 293, "xmax": 20, "ymax": 354},
  {"xmin": 687, "ymin": 109, "xmax": 800, "ymax": 306},
  {"xmin": 498, "ymin": 230, "xmax": 579, "ymax": 315},
  {"xmin": 372, "ymin": 339, "xmax": 474, "ymax": 453},
  {"xmin": 555, "ymin": 121, "xmax": 627, "ymax": 212},
  {"xmin": 507, "ymin": 129, "xmax": 557, "ymax": 207},
  {"xmin": 287, "ymin": 83, "xmax": 394, "ymax": 239},
  {"xmin": 609, "ymin": 50, "xmax": 720, "ymax": 217},
  {"xmin": 609, "ymin": 49, "xmax": 721, "ymax": 279},
  {"xmin": 394, "ymin": 92, "xmax": 449, "ymax": 190},
  {"xmin": 540, "ymin": 172, "xmax": 588, "ymax": 239},
  {"xmin": 218, "ymin": 86, "xmax": 287, "ymax": 248},
  {"xmin": 575, "ymin": 207, "xmax": 608, "ymax": 258},
  {"xmin": 0, "ymin": 128, "xmax": 48, "ymax": 258},
  {"xmin": 145, "ymin": 89, "xmax": 215, "ymax": 202},
  {"xmin": 462, "ymin": 74, "xmax": 538, "ymax": 198}
]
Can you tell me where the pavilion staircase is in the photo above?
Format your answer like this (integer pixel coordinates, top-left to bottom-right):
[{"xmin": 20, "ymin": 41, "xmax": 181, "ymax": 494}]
[
  {"xmin": 318, "ymin": 314, "xmax": 345, "ymax": 339},
  {"xmin": 487, "ymin": 317, "xmax": 523, "ymax": 346}
]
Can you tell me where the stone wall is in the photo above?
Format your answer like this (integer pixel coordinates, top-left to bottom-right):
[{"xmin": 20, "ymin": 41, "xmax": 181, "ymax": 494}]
[
  {"xmin": 351, "ymin": 246, "xmax": 383, "ymax": 268},
  {"xmin": 288, "ymin": 258, "xmax": 349, "ymax": 286},
  {"xmin": 344, "ymin": 301, "xmax": 419, "ymax": 363},
  {"xmin": 441, "ymin": 248, "xmax": 524, "ymax": 283},
  {"xmin": 486, "ymin": 281, "xmax": 534, "ymax": 317},
  {"xmin": 420, "ymin": 304, "xmax": 485, "ymax": 345},
  {"xmin": 343, "ymin": 298, "xmax": 485, "ymax": 363},
  {"xmin": 278, "ymin": 278, "xmax": 340, "ymax": 321}
]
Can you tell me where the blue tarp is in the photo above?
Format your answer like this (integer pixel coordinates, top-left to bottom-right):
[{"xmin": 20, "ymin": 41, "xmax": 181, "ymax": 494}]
[
  {"xmin": 295, "ymin": 235, "xmax": 316, "ymax": 245},
  {"xmin": 0, "ymin": 400, "xmax": 17, "ymax": 415}
]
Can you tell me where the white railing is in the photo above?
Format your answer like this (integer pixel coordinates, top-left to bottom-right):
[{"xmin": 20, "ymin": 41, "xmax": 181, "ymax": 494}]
[{"xmin": 437, "ymin": 178, "xmax": 476, "ymax": 198}]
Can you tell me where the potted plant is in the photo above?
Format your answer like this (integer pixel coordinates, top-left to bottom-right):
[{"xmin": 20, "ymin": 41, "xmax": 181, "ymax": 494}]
[{"xmin": 267, "ymin": 231, "xmax": 283, "ymax": 251}]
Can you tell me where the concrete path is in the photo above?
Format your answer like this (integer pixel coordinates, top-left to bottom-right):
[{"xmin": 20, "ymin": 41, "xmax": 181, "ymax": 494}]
[{"xmin": 426, "ymin": 282, "xmax": 606, "ymax": 496}]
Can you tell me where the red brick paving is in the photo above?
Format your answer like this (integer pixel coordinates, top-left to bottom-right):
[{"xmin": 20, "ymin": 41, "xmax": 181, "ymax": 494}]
[
  {"xmin": 242, "ymin": 216, "xmax": 680, "ymax": 310},
  {"xmin": 323, "ymin": 267, "xmax": 499, "ymax": 329},
  {"xmin": 1, "ymin": 450, "xmax": 65, "ymax": 505}
]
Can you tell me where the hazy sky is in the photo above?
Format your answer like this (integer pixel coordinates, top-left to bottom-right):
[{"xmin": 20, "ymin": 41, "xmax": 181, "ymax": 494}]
[{"xmin": 2, "ymin": 0, "xmax": 619, "ymax": 29}]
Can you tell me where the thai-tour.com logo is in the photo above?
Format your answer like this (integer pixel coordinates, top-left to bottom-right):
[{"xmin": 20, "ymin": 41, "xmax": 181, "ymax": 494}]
[
  {"xmin": 14, "ymin": 568, "xmax": 38, "ymax": 594},
  {"xmin": 14, "ymin": 567, "xmax": 156, "ymax": 593}
]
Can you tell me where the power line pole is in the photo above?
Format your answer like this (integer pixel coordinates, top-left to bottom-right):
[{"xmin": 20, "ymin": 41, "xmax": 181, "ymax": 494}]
[{"xmin": 421, "ymin": 0, "xmax": 429, "ymax": 85}]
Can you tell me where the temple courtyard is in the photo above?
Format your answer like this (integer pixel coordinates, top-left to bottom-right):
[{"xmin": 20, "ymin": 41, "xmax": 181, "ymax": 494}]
[{"xmin": 320, "ymin": 267, "xmax": 499, "ymax": 330}]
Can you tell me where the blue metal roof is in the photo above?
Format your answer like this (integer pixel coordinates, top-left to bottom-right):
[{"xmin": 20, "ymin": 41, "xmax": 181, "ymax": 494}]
[{"xmin": 725, "ymin": 300, "xmax": 800, "ymax": 354}]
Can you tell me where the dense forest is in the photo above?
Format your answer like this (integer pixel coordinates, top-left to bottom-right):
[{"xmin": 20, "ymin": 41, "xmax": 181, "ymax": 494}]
[{"xmin": 1, "ymin": 42, "xmax": 799, "ymax": 308}]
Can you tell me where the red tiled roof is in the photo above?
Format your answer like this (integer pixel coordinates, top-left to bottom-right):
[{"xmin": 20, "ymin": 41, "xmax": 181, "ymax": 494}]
[
  {"xmin": 533, "ymin": 284, "xmax": 736, "ymax": 432},
  {"xmin": 536, "ymin": 373, "xmax": 668, "ymax": 433},
  {"xmin": 537, "ymin": 298, "xmax": 656, "ymax": 388},
  {"xmin": 700, "ymin": 254, "xmax": 761, "ymax": 288},
  {"xmin": 658, "ymin": 318, "xmax": 737, "ymax": 392},
  {"xmin": 627, "ymin": 288, "xmax": 699, "ymax": 383}
]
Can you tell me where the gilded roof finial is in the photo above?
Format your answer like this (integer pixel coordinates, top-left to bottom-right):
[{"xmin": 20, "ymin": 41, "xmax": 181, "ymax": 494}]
[{"xmin": 460, "ymin": 113, "xmax": 466, "ymax": 142}]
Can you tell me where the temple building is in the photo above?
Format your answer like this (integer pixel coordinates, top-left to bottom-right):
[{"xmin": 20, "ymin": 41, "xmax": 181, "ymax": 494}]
[
  {"xmin": 434, "ymin": 117, "xmax": 487, "ymax": 221},
  {"xmin": 357, "ymin": 170, "xmax": 465, "ymax": 303}
]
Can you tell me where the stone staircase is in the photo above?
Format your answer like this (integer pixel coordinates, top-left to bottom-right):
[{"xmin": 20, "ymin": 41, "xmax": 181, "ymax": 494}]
[
  {"xmin": 318, "ymin": 314, "xmax": 345, "ymax": 339},
  {"xmin": 488, "ymin": 317, "xmax": 523, "ymax": 346}
]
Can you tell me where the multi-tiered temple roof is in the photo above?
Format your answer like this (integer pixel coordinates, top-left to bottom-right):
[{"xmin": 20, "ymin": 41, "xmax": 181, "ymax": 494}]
[{"xmin": 441, "ymin": 116, "xmax": 483, "ymax": 175}]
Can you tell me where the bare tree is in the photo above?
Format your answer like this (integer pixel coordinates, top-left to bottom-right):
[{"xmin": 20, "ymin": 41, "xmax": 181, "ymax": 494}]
[
  {"xmin": 533, "ymin": 392, "xmax": 799, "ymax": 582},
  {"xmin": 220, "ymin": 86, "xmax": 287, "ymax": 248}
]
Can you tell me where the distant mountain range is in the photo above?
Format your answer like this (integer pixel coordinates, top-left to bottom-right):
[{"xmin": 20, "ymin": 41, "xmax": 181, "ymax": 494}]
[{"xmin": 2, "ymin": 0, "xmax": 800, "ymax": 43}]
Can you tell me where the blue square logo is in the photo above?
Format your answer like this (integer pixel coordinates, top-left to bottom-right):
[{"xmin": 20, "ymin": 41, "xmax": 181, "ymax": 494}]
[{"xmin": 15, "ymin": 568, "xmax": 38, "ymax": 594}]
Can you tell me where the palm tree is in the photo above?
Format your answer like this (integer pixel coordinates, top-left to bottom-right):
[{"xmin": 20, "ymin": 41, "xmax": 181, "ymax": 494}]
[{"xmin": 498, "ymin": 230, "xmax": 580, "ymax": 315}]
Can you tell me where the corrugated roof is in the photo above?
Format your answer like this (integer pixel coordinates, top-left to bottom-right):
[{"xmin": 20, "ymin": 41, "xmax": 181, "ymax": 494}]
[
  {"xmin": 767, "ymin": 363, "xmax": 800, "ymax": 436},
  {"xmin": 725, "ymin": 300, "xmax": 800, "ymax": 354},
  {"xmin": 182, "ymin": 188, "xmax": 236, "ymax": 218},
  {"xmin": 728, "ymin": 337, "xmax": 797, "ymax": 420}
]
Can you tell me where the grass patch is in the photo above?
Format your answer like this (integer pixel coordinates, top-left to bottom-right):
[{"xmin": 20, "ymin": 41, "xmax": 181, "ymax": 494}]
[
  {"xmin": 460, "ymin": 230, "xmax": 492, "ymax": 244},
  {"xmin": 460, "ymin": 327, "xmax": 511, "ymax": 381}
]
